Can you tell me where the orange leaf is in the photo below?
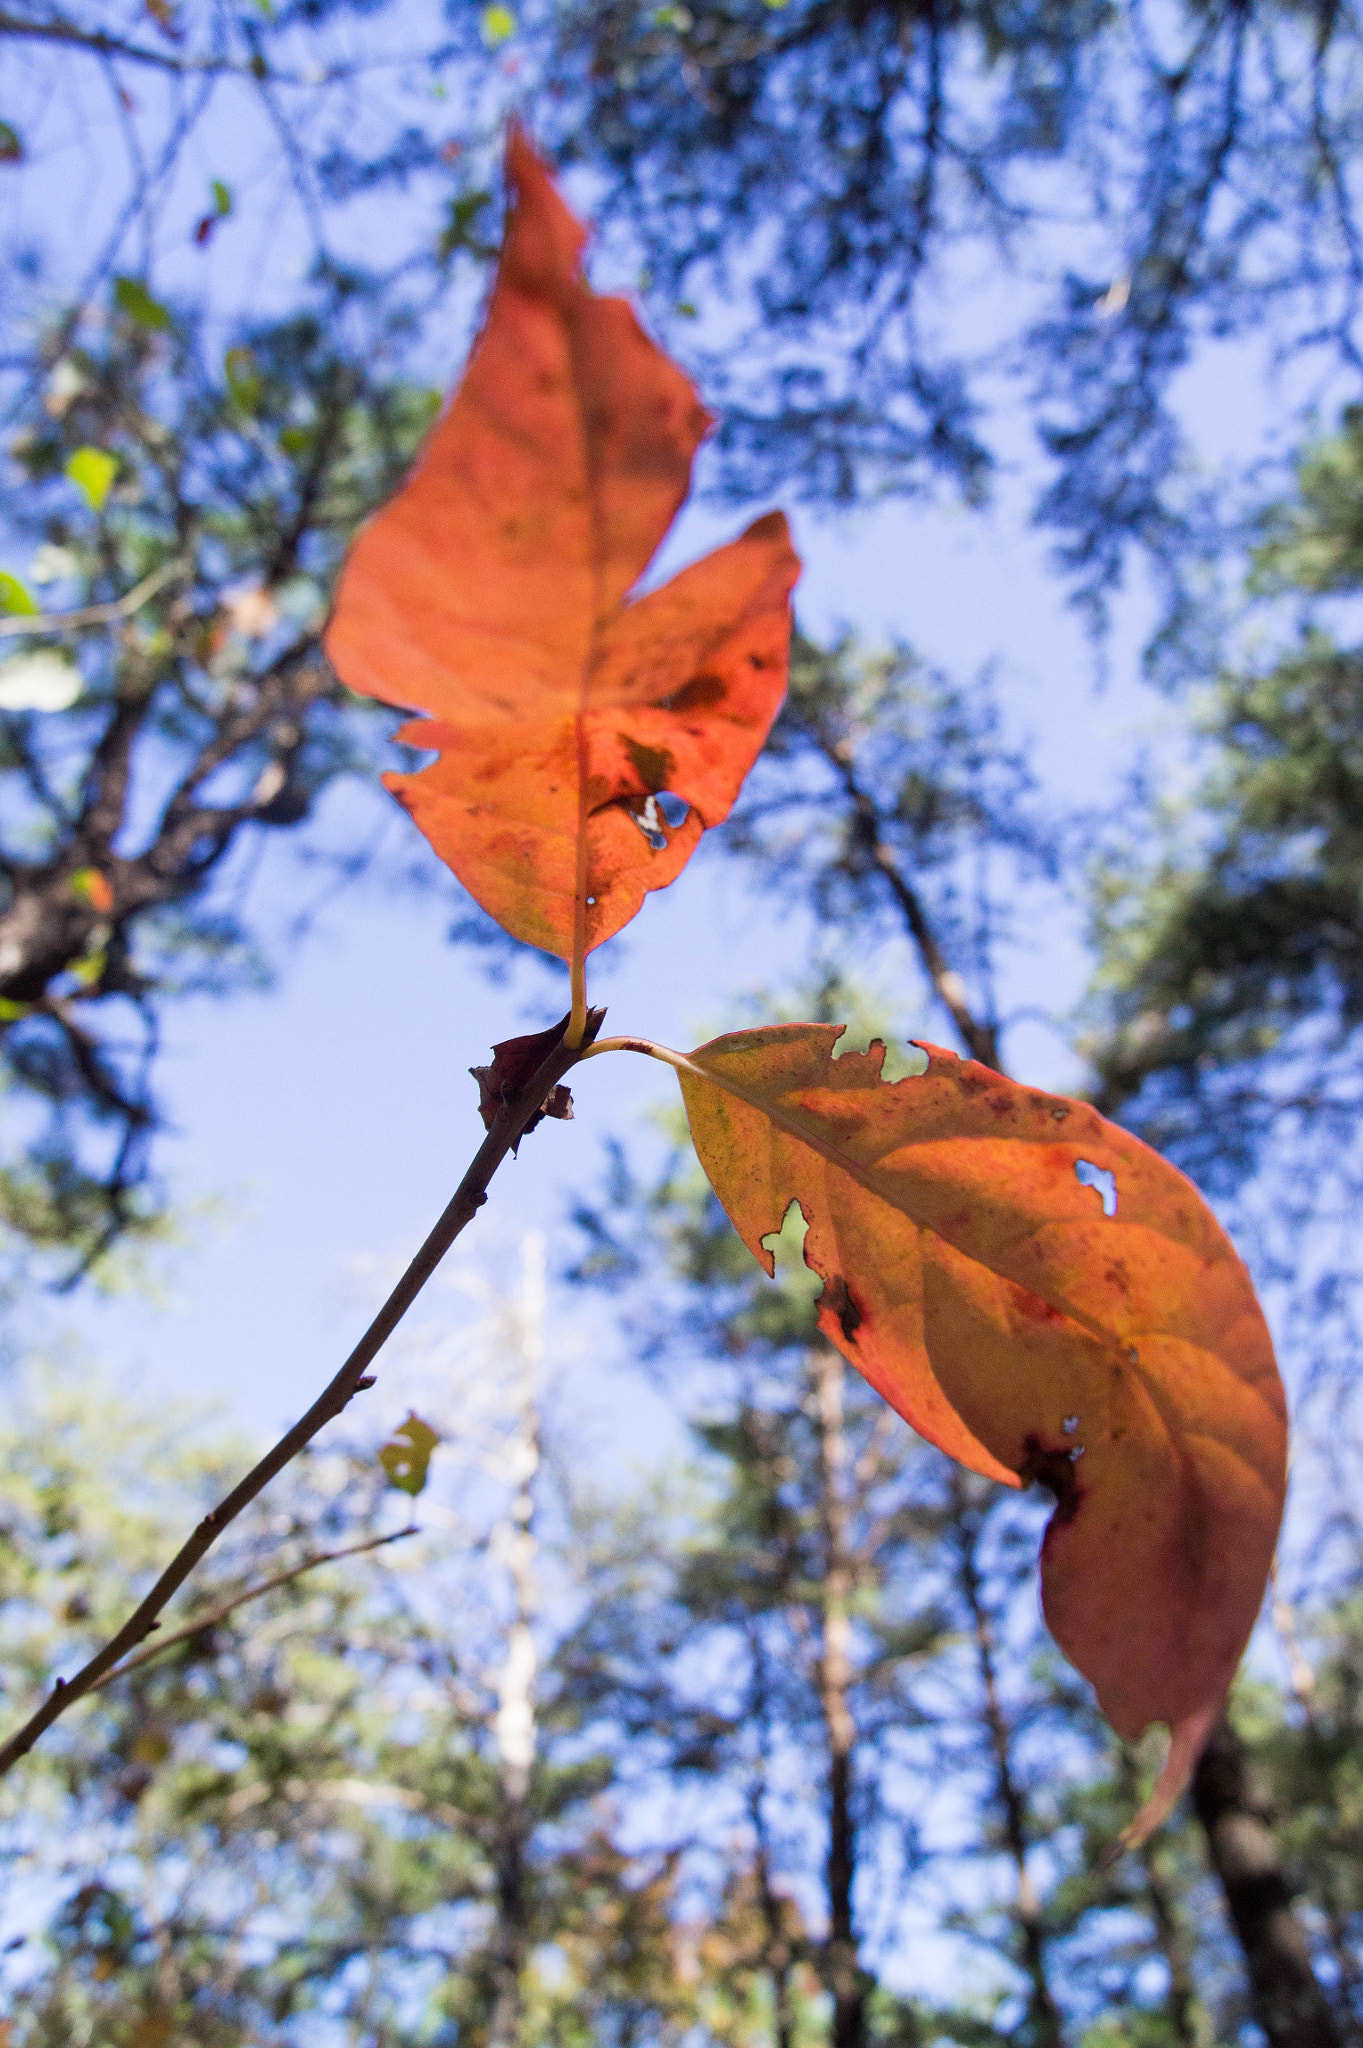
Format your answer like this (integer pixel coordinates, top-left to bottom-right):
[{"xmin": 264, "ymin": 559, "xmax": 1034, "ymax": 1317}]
[
  {"xmin": 325, "ymin": 128, "xmax": 800, "ymax": 972},
  {"xmin": 675, "ymin": 1025, "xmax": 1286, "ymax": 1839}
]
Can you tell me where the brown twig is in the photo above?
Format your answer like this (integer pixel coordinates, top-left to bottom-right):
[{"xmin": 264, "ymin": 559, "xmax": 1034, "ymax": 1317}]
[
  {"xmin": 0, "ymin": 1006, "xmax": 604, "ymax": 1778},
  {"xmin": 89, "ymin": 1525, "xmax": 419, "ymax": 1691}
]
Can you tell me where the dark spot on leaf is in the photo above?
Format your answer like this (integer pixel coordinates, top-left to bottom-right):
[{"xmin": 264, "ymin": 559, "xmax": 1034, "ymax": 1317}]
[
  {"xmin": 1021, "ymin": 1434, "xmax": 1086, "ymax": 1526},
  {"xmin": 624, "ymin": 735, "xmax": 674, "ymax": 790},
  {"xmin": 823, "ymin": 1274, "xmax": 863, "ymax": 1343},
  {"xmin": 663, "ymin": 671, "xmax": 725, "ymax": 714},
  {"xmin": 1012, "ymin": 1286, "xmax": 1065, "ymax": 1325}
]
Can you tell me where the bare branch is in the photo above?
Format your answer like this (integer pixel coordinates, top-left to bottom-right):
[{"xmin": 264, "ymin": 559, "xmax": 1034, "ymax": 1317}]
[
  {"xmin": 0, "ymin": 559, "xmax": 186, "ymax": 639},
  {"xmin": 0, "ymin": 1007, "xmax": 606, "ymax": 1777},
  {"xmin": 91, "ymin": 1525, "xmax": 419, "ymax": 1689},
  {"xmin": 819, "ymin": 735, "xmax": 1001, "ymax": 1069}
]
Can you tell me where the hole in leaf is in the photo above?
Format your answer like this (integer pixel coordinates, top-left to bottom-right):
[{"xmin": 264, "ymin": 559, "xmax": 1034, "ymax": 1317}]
[
  {"xmin": 1075, "ymin": 1159, "xmax": 1117, "ymax": 1217},
  {"xmin": 1069, "ymin": 1444, "xmax": 1086, "ymax": 1462},
  {"xmin": 759, "ymin": 1199, "xmax": 822, "ymax": 1305},
  {"xmin": 627, "ymin": 794, "xmax": 669, "ymax": 850},
  {"xmin": 760, "ymin": 1196, "xmax": 809, "ymax": 1271},
  {"xmin": 830, "ymin": 1025, "xmax": 929, "ymax": 1080},
  {"xmin": 1063, "ymin": 1415, "xmax": 1079, "ymax": 1433},
  {"xmin": 624, "ymin": 790, "xmax": 688, "ymax": 849}
]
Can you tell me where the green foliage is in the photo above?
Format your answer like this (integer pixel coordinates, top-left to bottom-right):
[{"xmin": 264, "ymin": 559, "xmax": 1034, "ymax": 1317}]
[
  {"xmin": 545, "ymin": 3, "xmax": 1363, "ymax": 624},
  {"xmin": 1085, "ymin": 409, "xmax": 1363, "ymax": 1183},
  {"xmin": 62, "ymin": 446, "xmax": 118, "ymax": 511},
  {"xmin": 0, "ymin": 284, "xmax": 443, "ymax": 1279},
  {"xmin": 111, "ymin": 276, "xmax": 173, "ymax": 334},
  {"xmin": 0, "ymin": 571, "xmax": 37, "ymax": 616},
  {"xmin": 0, "ymin": 1370, "xmax": 694, "ymax": 2045}
]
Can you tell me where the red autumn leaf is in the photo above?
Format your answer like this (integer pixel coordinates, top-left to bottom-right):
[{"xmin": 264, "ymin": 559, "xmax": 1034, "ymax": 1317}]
[
  {"xmin": 324, "ymin": 128, "xmax": 800, "ymax": 979},
  {"xmin": 673, "ymin": 1024, "xmax": 1287, "ymax": 1840}
]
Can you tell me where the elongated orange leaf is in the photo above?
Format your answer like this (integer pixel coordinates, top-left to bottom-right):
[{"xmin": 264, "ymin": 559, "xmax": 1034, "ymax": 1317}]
[
  {"xmin": 676, "ymin": 1025, "xmax": 1286, "ymax": 1837},
  {"xmin": 324, "ymin": 129, "xmax": 800, "ymax": 967}
]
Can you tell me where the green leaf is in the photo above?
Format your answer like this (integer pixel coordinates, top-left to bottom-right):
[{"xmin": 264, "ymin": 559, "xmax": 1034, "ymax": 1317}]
[
  {"xmin": 438, "ymin": 189, "xmax": 493, "ymax": 261},
  {"xmin": 113, "ymin": 273, "xmax": 173, "ymax": 331},
  {"xmin": 0, "ymin": 122, "xmax": 21, "ymax": 164},
  {"xmin": 65, "ymin": 447, "xmax": 118, "ymax": 512},
  {"xmin": 379, "ymin": 1412, "xmax": 440, "ymax": 1497},
  {"xmin": 224, "ymin": 345, "xmax": 261, "ymax": 413},
  {"xmin": 67, "ymin": 947, "xmax": 107, "ymax": 989},
  {"xmin": 210, "ymin": 178, "xmax": 232, "ymax": 217},
  {"xmin": 0, "ymin": 571, "xmax": 38, "ymax": 617},
  {"xmin": 481, "ymin": 3, "xmax": 516, "ymax": 44}
]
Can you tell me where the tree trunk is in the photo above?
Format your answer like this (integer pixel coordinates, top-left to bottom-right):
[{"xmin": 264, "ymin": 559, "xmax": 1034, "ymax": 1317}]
[
  {"xmin": 813, "ymin": 1349, "xmax": 867, "ymax": 2048},
  {"xmin": 752, "ymin": 1804, "xmax": 797, "ymax": 2048},
  {"xmin": 486, "ymin": 1234, "xmax": 546, "ymax": 2048},
  {"xmin": 952, "ymin": 1474, "xmax": 1064, "ymax": 2048},
  {"xmin": 1191, "ymin": 1713, "xmax": 1343, "ymax": 2048},
  {"xmin": 831, "ymin": 745, "xmax": 1343, "ymax": 2048}
]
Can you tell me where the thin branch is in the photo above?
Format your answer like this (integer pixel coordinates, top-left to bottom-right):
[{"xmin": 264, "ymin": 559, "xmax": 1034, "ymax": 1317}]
[
  {"xmin": 91, "ymin": 1525, "xmax": 419, "ymax": 1689},
  {"xmin": 0, "ymin": 7, "xmax": 460, "ymax": 83},
  {"xmin": 0, "ymin": 559, "xmax": 186, "ymax": 638},
  {"xmin": 0, "ymin": 6, "xmax": 336, "ymax": 81},
  {"xmin": 0, "ymin": 1006, "xmax": 605, "ymax": 1777},
  {"xmin": 820, "ymin": 737, "xmax": 1001, "ymax": 1069}
]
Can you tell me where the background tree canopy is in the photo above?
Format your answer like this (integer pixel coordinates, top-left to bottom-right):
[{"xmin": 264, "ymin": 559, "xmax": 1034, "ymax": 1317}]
[{"xmin": 2, "ymin": 5, "xmax": 1363, "ymax": 2048}]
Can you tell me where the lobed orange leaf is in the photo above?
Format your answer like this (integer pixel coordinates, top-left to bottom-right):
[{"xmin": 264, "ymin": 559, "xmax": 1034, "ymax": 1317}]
[
  {"xmin": 324, "ymin": 129, "xmax": 800, "ymax": 967},
  {"xmin": 676, "ymin": 1025, "xmax": 1287, "ymax": 1839}
]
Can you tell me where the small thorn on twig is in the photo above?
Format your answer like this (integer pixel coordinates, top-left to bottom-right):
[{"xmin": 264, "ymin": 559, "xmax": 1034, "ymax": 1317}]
[
  {"xmin": 355, "ymin": 1374, "xmax": 376, "ymax": 1390},
  {"xmin": 52, "ymin": 1678, "xmax": 66, "ymax": 1692}
]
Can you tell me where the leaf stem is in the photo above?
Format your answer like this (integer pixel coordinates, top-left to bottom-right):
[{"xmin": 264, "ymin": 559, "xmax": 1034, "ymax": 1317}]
[
  {"xmin": 0, "ymin": 1008, "xmax": 603, "ymax": 1779},
  {"xmin": 565, "ymin": 956, "xmax": 588, "ymax": 1050}
]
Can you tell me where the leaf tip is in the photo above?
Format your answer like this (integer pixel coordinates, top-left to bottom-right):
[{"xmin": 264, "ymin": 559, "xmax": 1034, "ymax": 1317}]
[{"xmin": 1101, "ymin": 1700, "xmax": 1222, "ymax": 1862}]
